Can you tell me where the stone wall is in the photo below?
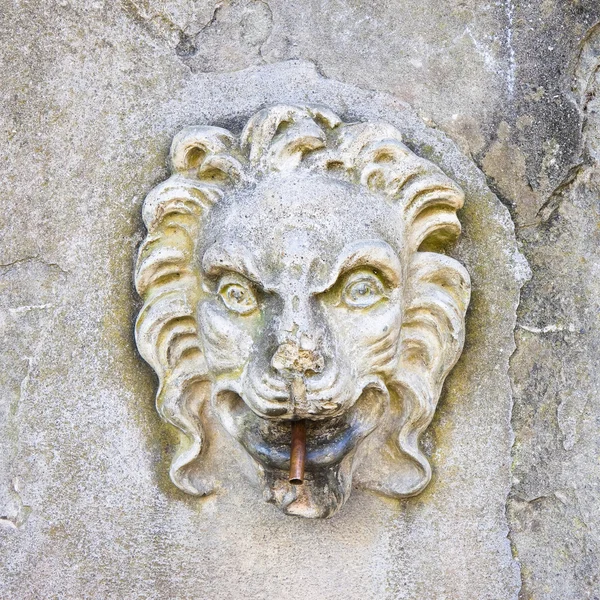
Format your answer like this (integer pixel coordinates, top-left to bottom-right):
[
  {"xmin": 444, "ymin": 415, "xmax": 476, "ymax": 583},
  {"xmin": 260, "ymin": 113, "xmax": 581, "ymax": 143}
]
[{"xmin": 1, "ymin": 2, "xmax": 599, "ymax": 599}]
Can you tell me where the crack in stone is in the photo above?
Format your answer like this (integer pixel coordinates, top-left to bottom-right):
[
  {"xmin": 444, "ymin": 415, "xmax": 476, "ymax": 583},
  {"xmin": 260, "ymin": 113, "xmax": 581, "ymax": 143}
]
[
  {"xmin": 506, "ymin": 274, "xmax": 530, "ymax": 600},
  {"xmin": 535, "ymin": 163, "xmax": 584, "ymax": 223},
  {"xmin": 257, "ymin": 0, "xmax": 273, "ymax": 64},
  {"xmin": 123, "ymin": 0, "xmax": 274, "ymax": 72},
  {"xmin": 0, "ymin": 254, "xmax": 69, "ymax": 275},
  {"xmin": 175, "ymin": 2, "xmax": 221, "ymax": 58}
]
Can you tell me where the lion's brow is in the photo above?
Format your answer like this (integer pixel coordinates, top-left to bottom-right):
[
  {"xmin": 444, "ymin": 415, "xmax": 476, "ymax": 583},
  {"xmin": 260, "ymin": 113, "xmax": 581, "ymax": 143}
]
[
  {"xmin": 318, "ymin": 240, "xmax": 403, "ymax": 292},
  {"xmin": 202, "ymin": 243, "xmax": 262, "ymax": 283}
]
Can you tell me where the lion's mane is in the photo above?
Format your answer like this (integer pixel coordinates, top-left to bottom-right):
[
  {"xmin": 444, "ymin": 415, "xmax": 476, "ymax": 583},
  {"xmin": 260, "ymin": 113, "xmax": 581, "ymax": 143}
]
[{"xmin": 134, "ymin": 105, "xmax": 470, "ymax": 497}]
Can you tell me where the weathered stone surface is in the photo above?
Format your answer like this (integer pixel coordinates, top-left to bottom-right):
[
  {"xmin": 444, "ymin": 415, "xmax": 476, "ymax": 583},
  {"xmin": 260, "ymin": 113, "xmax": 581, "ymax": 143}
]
[
  {"xmin": 507, "ymin": 25, "xmax": 600, "ymax": 600},
  {"xmin": 0, "ymin": 17, "xmax": 523, "ymax": 594},
  {"xmin": 1, "ymin": 1, "xmax": 600, "ymax": 598}
]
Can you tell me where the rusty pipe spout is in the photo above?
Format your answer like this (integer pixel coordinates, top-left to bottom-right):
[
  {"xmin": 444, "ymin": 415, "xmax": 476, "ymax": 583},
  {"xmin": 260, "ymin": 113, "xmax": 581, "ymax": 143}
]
[
  {"xmin": 288, "ymin": 373, "xmax": 308, "ymax": 484},
  {"xmin": 289, "ymin": 420, "xmax": 306, "ymax": 485}
]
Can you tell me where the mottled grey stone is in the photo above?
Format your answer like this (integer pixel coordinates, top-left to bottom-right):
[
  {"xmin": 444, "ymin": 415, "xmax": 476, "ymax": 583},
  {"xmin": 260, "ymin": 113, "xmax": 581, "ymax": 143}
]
[
  {"xmin": 2, "ymin": 1, "xmax": 600, "ymax": 598},
  {"xmin": 0, "ymin": 16, "xmax": 523, "ymax": 595},
  {"xmin": 507, "ymin": 24, "xmax": 600, "ymax": 600}
]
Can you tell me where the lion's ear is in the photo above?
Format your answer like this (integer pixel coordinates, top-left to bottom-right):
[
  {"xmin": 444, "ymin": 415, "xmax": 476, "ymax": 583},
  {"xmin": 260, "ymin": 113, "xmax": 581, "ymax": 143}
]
[{"xmin": 356, "ymin": 252, "xmax": 470, "ymax": 498}]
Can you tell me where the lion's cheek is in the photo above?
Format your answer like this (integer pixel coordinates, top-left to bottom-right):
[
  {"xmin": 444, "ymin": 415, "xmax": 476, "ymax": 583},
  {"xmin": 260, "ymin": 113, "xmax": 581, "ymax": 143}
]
[
  {"xmin": 198, "ymin": 302, "xmax": 256, "ymax": 375},
  {"xmin": 325, "ymin": 303, "xmax": 402, "ymax": 377}
]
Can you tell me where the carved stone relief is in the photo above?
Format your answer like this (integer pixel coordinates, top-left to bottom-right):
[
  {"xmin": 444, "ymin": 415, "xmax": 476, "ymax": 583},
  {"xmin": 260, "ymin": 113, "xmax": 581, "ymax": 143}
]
[{"xmin": 134, "ymin": 104, "xmax": 471, "ymax": 517}]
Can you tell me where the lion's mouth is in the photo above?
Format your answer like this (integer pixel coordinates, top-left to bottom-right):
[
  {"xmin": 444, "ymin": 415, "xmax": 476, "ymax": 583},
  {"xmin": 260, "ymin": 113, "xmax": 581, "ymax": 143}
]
[{"xmin": 213, "ymin": 378, "xmax": 388, "ymax": 472}]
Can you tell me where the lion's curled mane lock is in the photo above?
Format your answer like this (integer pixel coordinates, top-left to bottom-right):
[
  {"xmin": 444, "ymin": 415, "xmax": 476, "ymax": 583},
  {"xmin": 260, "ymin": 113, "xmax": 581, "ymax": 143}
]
[{"xmin": 134, "ymin": 104, "xmax": 471, "ymax": 516}]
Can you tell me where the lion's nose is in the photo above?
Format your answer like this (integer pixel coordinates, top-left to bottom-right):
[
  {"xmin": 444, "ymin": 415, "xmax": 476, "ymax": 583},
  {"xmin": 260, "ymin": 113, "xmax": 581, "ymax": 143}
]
[{"xmin": 271, "ymin": 339, "xmax": 324, "ymax": 377}]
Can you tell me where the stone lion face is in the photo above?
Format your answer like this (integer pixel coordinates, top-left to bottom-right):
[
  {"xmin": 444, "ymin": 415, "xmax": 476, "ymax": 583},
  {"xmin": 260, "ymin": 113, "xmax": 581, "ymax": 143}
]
[
  {"xmin": 199, "ymin": 174, "xmax": 403, "ymax": 510},
  {"xmin": 134, "ymin": 105, "xmax": 470, "ymax": 517}
]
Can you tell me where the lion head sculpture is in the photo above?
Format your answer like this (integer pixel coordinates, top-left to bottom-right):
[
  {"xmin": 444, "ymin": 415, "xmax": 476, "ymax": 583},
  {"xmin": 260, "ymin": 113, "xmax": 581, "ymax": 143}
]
[{"xmin": 134, "ymin": 104, "xmax": 471, "ymax": 518}]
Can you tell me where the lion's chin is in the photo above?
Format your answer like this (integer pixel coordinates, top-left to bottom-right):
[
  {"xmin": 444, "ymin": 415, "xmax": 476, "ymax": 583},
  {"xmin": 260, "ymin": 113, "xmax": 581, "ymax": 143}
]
[{"xmin": 212, "ymin": 378, "xmax": 388, "ymax": 517}]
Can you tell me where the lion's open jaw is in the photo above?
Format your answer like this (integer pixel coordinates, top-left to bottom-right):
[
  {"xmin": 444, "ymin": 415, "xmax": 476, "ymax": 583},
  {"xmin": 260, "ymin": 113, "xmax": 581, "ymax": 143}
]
[{"xmin": 213, "ymin": 378, "xmax": 389, "ymax": 472}]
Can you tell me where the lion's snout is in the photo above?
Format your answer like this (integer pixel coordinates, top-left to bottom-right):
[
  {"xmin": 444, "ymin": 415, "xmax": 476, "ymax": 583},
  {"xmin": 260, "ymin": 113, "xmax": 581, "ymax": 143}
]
[
  {"xmin": 270, "ymin": 340, "xmax": 325, "ymax": 377},
  {"xmin": 269, "ymin": 339, "xmax": 341, "ymax": 418}
]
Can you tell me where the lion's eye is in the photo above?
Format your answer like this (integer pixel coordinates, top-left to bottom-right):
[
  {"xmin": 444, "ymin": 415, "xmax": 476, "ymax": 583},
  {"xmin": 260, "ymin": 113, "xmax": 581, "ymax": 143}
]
[
  {"xmin": 218, "ymin": 281, "xmax": 258, "ymax": 315},
  {"xmin": 341, "ymin": 272, "xmax": 386, "ymax": 308}
]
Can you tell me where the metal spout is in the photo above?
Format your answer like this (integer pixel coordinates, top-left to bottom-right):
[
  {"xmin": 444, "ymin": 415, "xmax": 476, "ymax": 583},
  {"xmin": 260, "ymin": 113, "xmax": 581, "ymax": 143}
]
[{"xmin": 289, "ymin": 420, "xmax": 307, "ymax": 485}]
